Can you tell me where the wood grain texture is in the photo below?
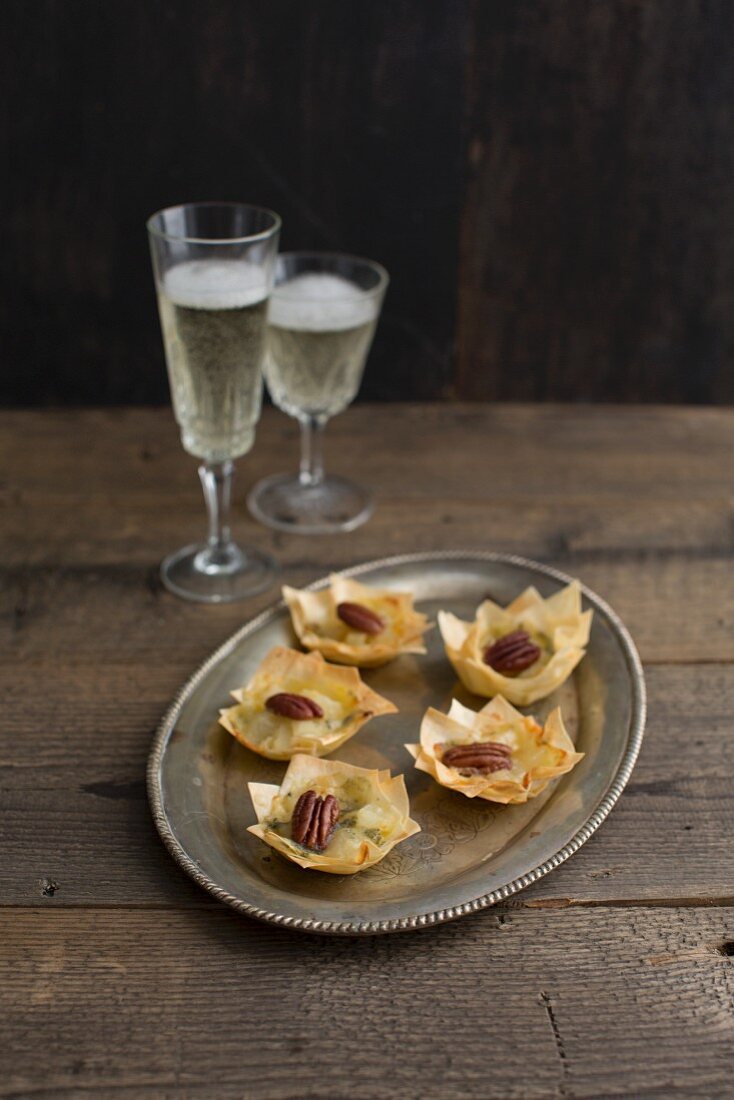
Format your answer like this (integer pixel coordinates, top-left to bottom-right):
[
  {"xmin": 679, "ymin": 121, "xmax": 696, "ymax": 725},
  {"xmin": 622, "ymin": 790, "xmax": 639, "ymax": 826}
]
[
  {"xmin": 1, "ymin": 405, "xmax": 732, "ymax": 913},
  {"xmin": 3, "ymin": 407, "xmax": 732, "ymax": 660},
  {"xmin": 2, "ymin": 906, "xmax": 734, "ymax": 1098},
  {"xmin": 1, "ymin": 404, "xmax": 732, "ymax": 1096},
  {"xmin": 459, "ymin": 0, "xmax": 734, "ymax": 404},
  {"xmin": 0, "ymin": 664, "xmax": 731, "ymax": 909}
]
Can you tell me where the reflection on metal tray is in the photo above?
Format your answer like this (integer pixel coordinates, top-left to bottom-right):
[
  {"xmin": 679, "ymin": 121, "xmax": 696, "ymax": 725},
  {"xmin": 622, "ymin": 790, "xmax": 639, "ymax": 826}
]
[{"xmin": 147, "ymin": 552, "xmax": 646, "ymax": 935}]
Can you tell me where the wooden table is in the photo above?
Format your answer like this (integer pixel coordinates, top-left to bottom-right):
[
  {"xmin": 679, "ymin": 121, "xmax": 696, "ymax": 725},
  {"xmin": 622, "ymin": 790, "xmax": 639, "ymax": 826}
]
[{"xmin": 2, "ymin": 404, "xmax": 733, "ymax": 1098}]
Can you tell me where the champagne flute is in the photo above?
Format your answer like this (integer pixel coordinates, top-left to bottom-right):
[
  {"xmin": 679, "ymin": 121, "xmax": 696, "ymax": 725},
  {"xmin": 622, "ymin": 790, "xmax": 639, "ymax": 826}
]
[
  {"xmin": 147, "ymin": 202, "xmax": 281, "ymax": 602},
  {"xmin": 248, "ymin": 252, "xmax": 388, "ymax": 534}
]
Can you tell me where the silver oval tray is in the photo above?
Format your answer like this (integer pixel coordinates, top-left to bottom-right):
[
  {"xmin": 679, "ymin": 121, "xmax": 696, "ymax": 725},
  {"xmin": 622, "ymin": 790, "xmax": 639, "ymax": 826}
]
[{"xmin": 148, "ymin": 552, "xmax": 646, "ymax": 935}]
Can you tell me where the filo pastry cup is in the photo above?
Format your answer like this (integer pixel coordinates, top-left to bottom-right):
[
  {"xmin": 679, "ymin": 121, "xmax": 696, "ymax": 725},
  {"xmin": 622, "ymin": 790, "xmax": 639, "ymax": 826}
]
[
  {"xmin": 406, "ymin": 696, "xmax": 584, "ymax": 804},
  {"xmin": 438, "ymin": 580, "xmax": 592, "ymax": 705},
  {"xmin": 282, "ymin": 575, "xmax": 430, "ymax": 668},
  {"xmin": 219, "ymin": 646, "xmax": 396, "ymax": 761},
  {"xmin": 248, "ymin": 754, "xmax": 420, "ymax": 874}
]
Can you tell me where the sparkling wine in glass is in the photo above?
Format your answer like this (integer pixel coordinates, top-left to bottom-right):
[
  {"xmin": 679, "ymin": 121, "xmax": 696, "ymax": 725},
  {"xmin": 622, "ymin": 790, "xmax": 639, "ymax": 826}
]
[
  {"xmin": 248, "ymin": 252, "xmax": 388, "ymax": 533},
  {"xmin": 148, "ymin": 202, "xmax": 281, "ymax": 602}
]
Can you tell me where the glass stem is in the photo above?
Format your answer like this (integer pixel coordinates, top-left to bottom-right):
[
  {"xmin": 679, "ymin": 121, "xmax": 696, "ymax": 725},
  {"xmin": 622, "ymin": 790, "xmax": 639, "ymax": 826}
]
[
  {"xmin": 299, "ymin": 415, "xmax": 326, "ymax": 487},
  {"xmin": 199, "ymin": 461, "xmax": 236, "ymax": 565}
]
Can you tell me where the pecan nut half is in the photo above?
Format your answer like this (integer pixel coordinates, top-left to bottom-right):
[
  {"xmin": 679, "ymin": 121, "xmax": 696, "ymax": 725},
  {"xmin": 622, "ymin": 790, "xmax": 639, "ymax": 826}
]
[
  {"xmin": 265, "ymin": 692, "xmax": 324, "ymax": 720},
  {"xmin": 483, "ymin": 629, "xmax": 541, "ymax": 674},
  {"xmin": 291, "ymin": 789, "xmax": 340, "ymax": 851},
  {"xmin": 441, "ymin": 742, "xmax": 513, "ymax": 774},
  {"xmin": 336, "ymin": 601, "xmax": 385, "ymax": 635}
]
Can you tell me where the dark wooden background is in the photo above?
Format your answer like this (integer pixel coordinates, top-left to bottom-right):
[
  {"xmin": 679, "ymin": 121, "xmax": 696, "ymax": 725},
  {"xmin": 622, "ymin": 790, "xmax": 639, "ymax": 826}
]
[{"xmin": 4, "ymin": 0, "xmax": 734, "ymax": 406}]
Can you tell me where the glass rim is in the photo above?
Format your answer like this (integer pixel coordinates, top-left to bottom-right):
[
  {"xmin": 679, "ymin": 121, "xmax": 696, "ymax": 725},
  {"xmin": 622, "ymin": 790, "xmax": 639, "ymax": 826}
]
[
  {"xmin": 146, "ymin": 201, "xmax": 282, "ymax": 245},
  {"xmin": 272, "ymin": 250, "xmax": 389, "ymax": 300}
]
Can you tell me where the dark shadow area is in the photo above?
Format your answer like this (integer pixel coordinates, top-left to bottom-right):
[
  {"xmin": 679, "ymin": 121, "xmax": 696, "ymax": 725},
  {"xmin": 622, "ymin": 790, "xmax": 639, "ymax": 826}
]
[{"xmin": 3, "ymin": 0, "xmax": 733, "ymax": 404}]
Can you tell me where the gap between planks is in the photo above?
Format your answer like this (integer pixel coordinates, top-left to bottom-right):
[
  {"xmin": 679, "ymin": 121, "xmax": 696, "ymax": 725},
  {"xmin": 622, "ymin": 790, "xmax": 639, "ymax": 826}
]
[{"xmin": 2, "ymin": 896, "xmax": 733, "ymax": 913}]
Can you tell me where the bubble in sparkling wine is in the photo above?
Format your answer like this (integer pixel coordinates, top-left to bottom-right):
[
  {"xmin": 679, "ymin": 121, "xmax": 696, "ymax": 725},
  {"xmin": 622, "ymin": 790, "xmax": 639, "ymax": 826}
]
[
  {"xmin": 268, "ymin": 272, "xmax": 378, "ymax": 331},
  {"xmin": 164, "ymin": 259, "xmax": 268, "ymax": 310},
  {"xmin": 265, "ymin": 273, "xmax": 381, "ymax": 418},
  {"xmin": 157, "ymin": 260, "xmax": 269, "ymax": 462}
]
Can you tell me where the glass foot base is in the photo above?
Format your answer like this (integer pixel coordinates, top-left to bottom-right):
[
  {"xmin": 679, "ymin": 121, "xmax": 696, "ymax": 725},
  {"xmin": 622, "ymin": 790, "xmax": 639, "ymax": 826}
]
[
  {"xmin": 160, "ymin": 542, "xmax": 278, "ymax": 603},
  {"xmin": 248, "ymin": 474, "xmax": 374, "ymax": 534}
]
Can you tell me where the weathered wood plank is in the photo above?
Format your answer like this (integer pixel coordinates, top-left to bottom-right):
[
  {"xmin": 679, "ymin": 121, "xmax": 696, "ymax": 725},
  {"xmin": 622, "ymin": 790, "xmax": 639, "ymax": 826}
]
[
  {"xmin": 3, "ymin": 405, "xmax": 732, "ymax": 500},
  {"xmin": 2, "ymin": 906, "xmax": 733, "ymax": 1098},
  {"xmin": 0, "ymin": 665, "xmax": 730, "ymax": 909},
  {"xmin": 4, "ymin": 549, "xmax": 733, "ymax": 665},
  {"xmin": 2, "ymin": 494, "xmax": 733, "ymax": 566},
  {"xmin": 2, "ymin": 408, "xmax": 733, "ymax": 663},
  {"xmin": 1, "ymin": 403, "xmax": 732, "ymax": 1100},
  {"xmin": 458, "ymin": 1, "xmax": 734, "ymax": 405}
]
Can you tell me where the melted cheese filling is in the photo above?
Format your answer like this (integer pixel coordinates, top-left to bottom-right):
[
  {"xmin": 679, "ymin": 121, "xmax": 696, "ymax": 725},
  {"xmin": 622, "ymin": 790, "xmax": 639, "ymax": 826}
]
[
  {"xmin": 440, "ymin": 717, "xmax": 563, "ymax": 783},
  {"xmin": 265, "ymin": 773, "xmax": 404, "ymax": 861},
  {"xmin": 310, "ymin": 595, "xmax": 413, "ymax": 648},
  {"xmin": 229, "ymin": 682, "xmax": 358, "ymax": 754}
]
